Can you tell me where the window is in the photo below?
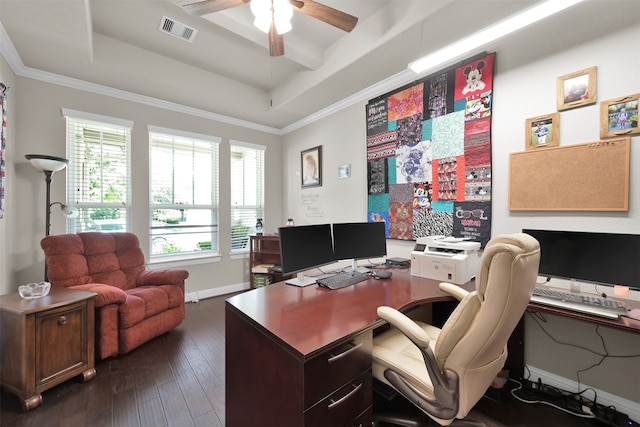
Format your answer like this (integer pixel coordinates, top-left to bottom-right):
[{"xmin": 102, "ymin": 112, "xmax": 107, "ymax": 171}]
[
  {"xmin": 64, "ymin": 109, "xmax": 132, "ymax": 233},
  {"xmin": 149, "ymin": 126, "xmax": 220, "ymax": 258},
  {"xmin": 230, "ymin": 141, "xmax": 265, "ymax": 251}
]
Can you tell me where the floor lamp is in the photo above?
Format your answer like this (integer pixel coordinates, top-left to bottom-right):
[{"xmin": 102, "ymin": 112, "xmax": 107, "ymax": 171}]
[{"xmin": 25, "ymin": 154, "xmax": 79, "ymax": 280}]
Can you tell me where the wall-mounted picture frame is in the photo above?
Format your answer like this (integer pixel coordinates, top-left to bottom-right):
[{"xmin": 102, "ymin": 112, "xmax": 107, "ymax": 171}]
[
  {"xmin": 337, "ymin": 164, "xmax": 351, "ymax": 179},
  {"xmin": 301, "ymin": 145, "xmax": 322, "ymax": 188},
  {"xmin": 557, "ymin": 66, "xmax": 596, "ymax": 111},
  {"xmin": 599, "ymin": 93, "xmax": 640, "ymax": 139},
  {"xmin": 525, "ymin": 113, "xmax": 559, "ymax": 151}
]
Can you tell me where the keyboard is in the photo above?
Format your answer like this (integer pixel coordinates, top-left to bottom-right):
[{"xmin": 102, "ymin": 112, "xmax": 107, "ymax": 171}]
[
  {"xmin": 530, "ymin": 288, "xmax": 628, "ymax": 319},
  {"xmin": 317, "ymin": 271, "xmax": 370, "ymax": 290}
]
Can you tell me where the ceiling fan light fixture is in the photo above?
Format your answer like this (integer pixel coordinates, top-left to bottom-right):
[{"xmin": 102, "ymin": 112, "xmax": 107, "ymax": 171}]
[
  {"xmin": 273, "ymin": 0, "xmax": 293, "ymax": 34},
  {"xmin": 253, "ymin": 14, "xmax": 272, "ymax": 33},
  {"xmin": 251, "ymin": 0, "xmax": 272, "ymax": 33}
]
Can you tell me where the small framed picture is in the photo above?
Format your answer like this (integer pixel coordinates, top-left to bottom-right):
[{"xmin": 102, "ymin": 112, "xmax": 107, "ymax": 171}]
[
  {"xmin": 557, "ymin": 66, "xmax": 596, "ymax": 111},
  {"xmin": 525, "ymin": 113, "xmax": 559, "ymax": 151},
  {"xmin": 301, "ymin": 145, "xmax": 322, "ymax": 188},
  {"xmin": 599, "ymin": 93, "xmax": 640, "ymax": 138},
  {"xmin": 337, "ymin": 164, "xmax": 351, "ymax": 179}
]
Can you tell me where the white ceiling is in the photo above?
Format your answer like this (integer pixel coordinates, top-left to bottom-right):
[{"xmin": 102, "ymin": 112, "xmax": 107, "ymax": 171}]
[{"xmin": 0, "ymin": 0, "xmax": 630, "ymax": 131}]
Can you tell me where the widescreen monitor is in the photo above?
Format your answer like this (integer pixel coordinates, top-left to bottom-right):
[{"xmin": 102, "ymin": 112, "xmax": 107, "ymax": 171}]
[
  {"xmin": 332, "ymin": 221, "xmax": 387, "ymax": 272},
  {"xmin": 523, "ymin": 229, "xmax": 640, "ymax": 291},
  {"xmin": 278, "ymin": 224, "xmax": 335, "ymax": 287}
]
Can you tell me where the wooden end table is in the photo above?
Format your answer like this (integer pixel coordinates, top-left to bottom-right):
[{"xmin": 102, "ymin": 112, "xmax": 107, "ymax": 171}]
[{"xmin": 0, "ymin": 286, "xmax": 96, "ymax": 411}]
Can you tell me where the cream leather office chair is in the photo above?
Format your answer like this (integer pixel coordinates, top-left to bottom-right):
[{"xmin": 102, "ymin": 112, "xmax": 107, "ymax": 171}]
[{"xmin": 372, "ymin": 233, "xmax": 540, "ymax": 426}]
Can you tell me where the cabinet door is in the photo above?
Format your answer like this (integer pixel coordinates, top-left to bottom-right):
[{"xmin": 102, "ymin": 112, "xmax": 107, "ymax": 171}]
[{"xmin": 36, "ymin": 302, "xmax": 88, "ymax": 386}]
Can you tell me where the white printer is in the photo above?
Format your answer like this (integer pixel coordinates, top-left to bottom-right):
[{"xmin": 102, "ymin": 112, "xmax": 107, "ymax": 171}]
[{"xmin": 411, "ymin": 236, "xmax": 481, "ymax": 284}]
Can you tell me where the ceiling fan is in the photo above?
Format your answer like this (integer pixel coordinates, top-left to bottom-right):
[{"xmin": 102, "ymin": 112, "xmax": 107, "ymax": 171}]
[{"xmin": 182, "ymin": 0, "xmax": 358, "ymax": 56}]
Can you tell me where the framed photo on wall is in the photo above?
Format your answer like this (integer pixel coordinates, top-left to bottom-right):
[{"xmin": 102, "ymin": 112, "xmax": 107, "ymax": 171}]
[
  {"xmin": 525, "ymin": 113, "xmax": 559, "ymax": 151},
  {"xmin": 301, "ymin": 145, "xmax": 322, "ymax": 188},
  {"xmin": 599, "ymin": 93, "xmax": 640, "ymax": 138},
  {"xmin": 557, "ymin": 66, "xmax": 596, "ymax": 111}
]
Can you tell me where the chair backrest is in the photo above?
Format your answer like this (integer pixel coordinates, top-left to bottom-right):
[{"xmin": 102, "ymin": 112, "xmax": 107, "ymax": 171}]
[
  {"xmin": 41, "ymin": 232, "xmax": 146, "ymax": 290},
  {"xmin": 434, "ymin": 233, "xmax": 540, "ymax": 417}
]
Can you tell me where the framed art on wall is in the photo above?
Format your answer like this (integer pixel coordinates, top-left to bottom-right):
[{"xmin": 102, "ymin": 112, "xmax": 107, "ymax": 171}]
[
  {"xmin": 301, "ymin": 145, "xmax": 322, "ymax": 188},
  {"xmin": 525, "ymin": 113, "xmax": 559, "ymax": 151},
  {"xmin": 599, "ymin": 93, "xmax": 640, "ymax": 138},
  {"xmin": 557, "ymin": 66, "xmax": 596, "ymax": 111}
]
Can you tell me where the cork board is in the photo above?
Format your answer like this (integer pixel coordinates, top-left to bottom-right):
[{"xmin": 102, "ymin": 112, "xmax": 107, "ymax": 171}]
[{"xmin": 509, "ymin": 138, "xmax": 630, "ymax": 211}]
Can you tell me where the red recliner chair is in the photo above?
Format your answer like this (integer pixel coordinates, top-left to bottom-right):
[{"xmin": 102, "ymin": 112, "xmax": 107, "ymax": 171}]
[{"xmin": 41, "ymin": 232, "xmax": 189, "ymax": 360}]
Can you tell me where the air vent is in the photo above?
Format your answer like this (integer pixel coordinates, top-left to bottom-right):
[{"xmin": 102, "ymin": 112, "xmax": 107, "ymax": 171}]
[{"xmin": 159, "ymin": 16, "xmax": 197, "ymax": 43}]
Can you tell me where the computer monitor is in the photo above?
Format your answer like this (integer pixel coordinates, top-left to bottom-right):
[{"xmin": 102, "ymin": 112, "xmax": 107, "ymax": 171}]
[
  {"xmin": 332, "ymin": 221, "xmax": 387, "ymax": 272},
  {"xmin": 523, "ymin": 229, "xmax": 640, "ymax": 291},
  {"xmin": 278, "ymin": 224, "xmax": 336, "ymax": 287}
]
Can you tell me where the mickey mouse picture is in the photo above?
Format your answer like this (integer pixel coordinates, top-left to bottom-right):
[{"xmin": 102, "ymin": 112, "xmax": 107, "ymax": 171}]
[{"xmin": 462, "ymin": 60, "xmax": 486, "ymax": 95}]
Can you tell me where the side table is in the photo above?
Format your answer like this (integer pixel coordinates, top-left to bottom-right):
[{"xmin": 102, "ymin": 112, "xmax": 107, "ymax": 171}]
[{"xmin": 0, "ymin": 286, "xmax": 97, "ymax": 411}]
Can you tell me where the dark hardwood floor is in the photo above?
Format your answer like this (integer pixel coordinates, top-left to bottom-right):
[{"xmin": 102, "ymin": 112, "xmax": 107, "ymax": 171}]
[{"xmin": 0, "ymin": 292, "xmax": 613, "ymax": 426}]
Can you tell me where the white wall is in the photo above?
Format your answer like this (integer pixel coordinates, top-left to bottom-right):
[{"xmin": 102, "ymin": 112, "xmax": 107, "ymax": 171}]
[{"xmin": 282, "ymin": 8, "xmax": 640, "ymax": 412}]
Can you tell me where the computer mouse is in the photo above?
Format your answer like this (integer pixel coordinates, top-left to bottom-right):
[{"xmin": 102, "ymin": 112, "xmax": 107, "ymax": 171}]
[{"xmin": 375, "ymin": 271, "xmax": 392, "ymax": 279}]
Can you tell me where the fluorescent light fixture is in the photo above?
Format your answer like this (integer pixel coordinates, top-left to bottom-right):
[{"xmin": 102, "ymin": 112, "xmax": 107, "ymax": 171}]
[{"xmin": 408, "ymin": 0, "xmax": 585, "ymax": 74}]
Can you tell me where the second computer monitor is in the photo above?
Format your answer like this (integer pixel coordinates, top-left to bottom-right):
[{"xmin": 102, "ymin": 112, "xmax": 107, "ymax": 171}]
[{"xmin": 332, "ymin": 222, "xmax": 387, "ymax": 270}]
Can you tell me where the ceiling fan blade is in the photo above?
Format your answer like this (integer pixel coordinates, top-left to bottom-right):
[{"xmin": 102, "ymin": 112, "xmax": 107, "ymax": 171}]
[
  {"xmin": 269, "ymin": 25, "xmax": 285, "ymax": 56},
  {"xmin": 183, "ymin": 0, "xmax": 249, "ymax": 16},
  {"xmin": 290, "ymin": 0, "xmax": 358, "ymax": 32}
]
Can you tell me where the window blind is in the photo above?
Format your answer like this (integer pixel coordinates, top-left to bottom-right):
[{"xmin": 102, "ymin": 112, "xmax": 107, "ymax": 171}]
[
  {"xmin": 149, "ymin": 128, "xmax": 219, "ymax": 257},
  {"xmin": 64, "ymin": 111, "xmax": 132, "ymax": 233},
  {"xmin": 230, "ymin": 141, "xmax": 265, "ymax": 250}
]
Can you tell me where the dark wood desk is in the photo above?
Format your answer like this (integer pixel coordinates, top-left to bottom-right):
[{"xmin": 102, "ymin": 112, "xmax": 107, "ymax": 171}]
[
  {"xmin": 225, "ymin": 272, "xmax": 640, "ymax": 426},
  {"xmin": 225, "ymin": 271, "xmax": 473, "ymax": 427}
]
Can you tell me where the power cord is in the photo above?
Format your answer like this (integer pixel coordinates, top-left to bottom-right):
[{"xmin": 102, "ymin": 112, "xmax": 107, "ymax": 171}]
[{"xmin": 508, "ymin": 378, "xmax": 596, "ymax": 419}]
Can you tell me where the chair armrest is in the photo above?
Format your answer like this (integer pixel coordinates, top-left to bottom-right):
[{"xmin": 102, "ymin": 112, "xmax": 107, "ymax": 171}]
[
  {"xmin": 378, "ymin": 305, "xmax": 460, "ymax": 416},
  {"xmin": 67, "ymin": 283, "xmax": 127, "ymax": 307},
  {"xmin": 439, "ymin": 282, "xmax": 469, "ymax": 301},
  {"xmin": 137, "ymin": 268, "xmax": 189, "ymax": 287},
  {"xmin": 377, "ymin": 306, "xmax": 432, "ymax": 348}
]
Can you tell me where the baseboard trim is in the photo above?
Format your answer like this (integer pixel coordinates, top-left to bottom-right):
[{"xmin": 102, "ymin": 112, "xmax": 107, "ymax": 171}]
[
  {"xmin": 527, "ymin": 365, "xmax": 639, "ymax": 423},
  {"xmin": 185, "ymin": 282, "xmax": 249, "ymax": 303}
]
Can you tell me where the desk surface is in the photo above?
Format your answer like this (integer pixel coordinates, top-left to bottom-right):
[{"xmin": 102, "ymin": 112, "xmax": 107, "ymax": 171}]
[
  {"xmin": 227, "ymin": 270, "xmax": 640, "ymax": 361},
  {"xmin": 226, "ymin": 270, "xmax": 473, "ymax": 360}
]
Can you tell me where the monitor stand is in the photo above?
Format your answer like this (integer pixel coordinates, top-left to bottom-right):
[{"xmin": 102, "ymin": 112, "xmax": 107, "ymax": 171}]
[{"xmin": 285, "ymin": 272, "xmax": 317, "ymax": 287}]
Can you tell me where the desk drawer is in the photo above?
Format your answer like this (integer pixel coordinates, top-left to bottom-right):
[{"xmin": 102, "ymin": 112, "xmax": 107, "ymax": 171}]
[
  {"xmin": 304, "ymin": 330, "xmax": 372, "ymax": 407},
  {"xmin": 304, "ymin": 369, "xmax": 372, "ymax": 427}
]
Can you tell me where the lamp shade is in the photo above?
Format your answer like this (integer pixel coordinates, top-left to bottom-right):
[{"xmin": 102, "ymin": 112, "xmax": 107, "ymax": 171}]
[
  {"xmin": 25, "ymin": 154, "xmax": 69, "ymax": 172},
  {"xmin": 61, "ymin": 204, "xmax": 80, "ymax": 219}
]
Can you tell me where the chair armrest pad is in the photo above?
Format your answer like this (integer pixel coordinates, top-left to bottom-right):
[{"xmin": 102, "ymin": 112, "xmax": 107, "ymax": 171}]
[
  {"xmin": 137, "ymin": 268, "xmax": 189, "ymax": 286},
  {"xmin": 68, "ymin": 283, "xmax": 127, "ymax": 307},
  {"xmin": 377, "ymin": 306, "xmax": 431, "ymax": 348},
  {"xmin": 439, "ymin": 282, "xmax": 469, "ymax": 301}
]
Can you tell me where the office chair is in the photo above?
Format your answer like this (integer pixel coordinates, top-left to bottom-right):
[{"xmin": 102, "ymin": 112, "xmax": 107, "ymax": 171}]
[{"xmin": 372, "ymin": 233, "xmax": 540, "ymax": 426}]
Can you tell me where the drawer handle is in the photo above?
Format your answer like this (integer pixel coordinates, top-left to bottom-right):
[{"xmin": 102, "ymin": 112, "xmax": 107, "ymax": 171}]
[
  {"xmin": 328, "ymin": 383, "xmax": 362, "ymax": 410},
  {"xmin": 328, "ymin": 342, "xmax": 362, "ymax": 363},
  {"xmin": 58, "ymin": 315, "xmax": 68, "ymax": 325}
]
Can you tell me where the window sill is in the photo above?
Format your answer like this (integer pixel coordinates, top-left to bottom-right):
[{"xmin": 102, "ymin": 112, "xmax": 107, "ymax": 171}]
[{"xmin": 149, "ymin": 252, "xmax": 221, "ymax": 269}]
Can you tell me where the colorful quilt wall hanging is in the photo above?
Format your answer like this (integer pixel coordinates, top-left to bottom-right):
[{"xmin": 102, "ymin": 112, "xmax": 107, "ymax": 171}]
[{"xmin": 366, "ymin": 53, "xmax": 494, "ymax": 247}]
